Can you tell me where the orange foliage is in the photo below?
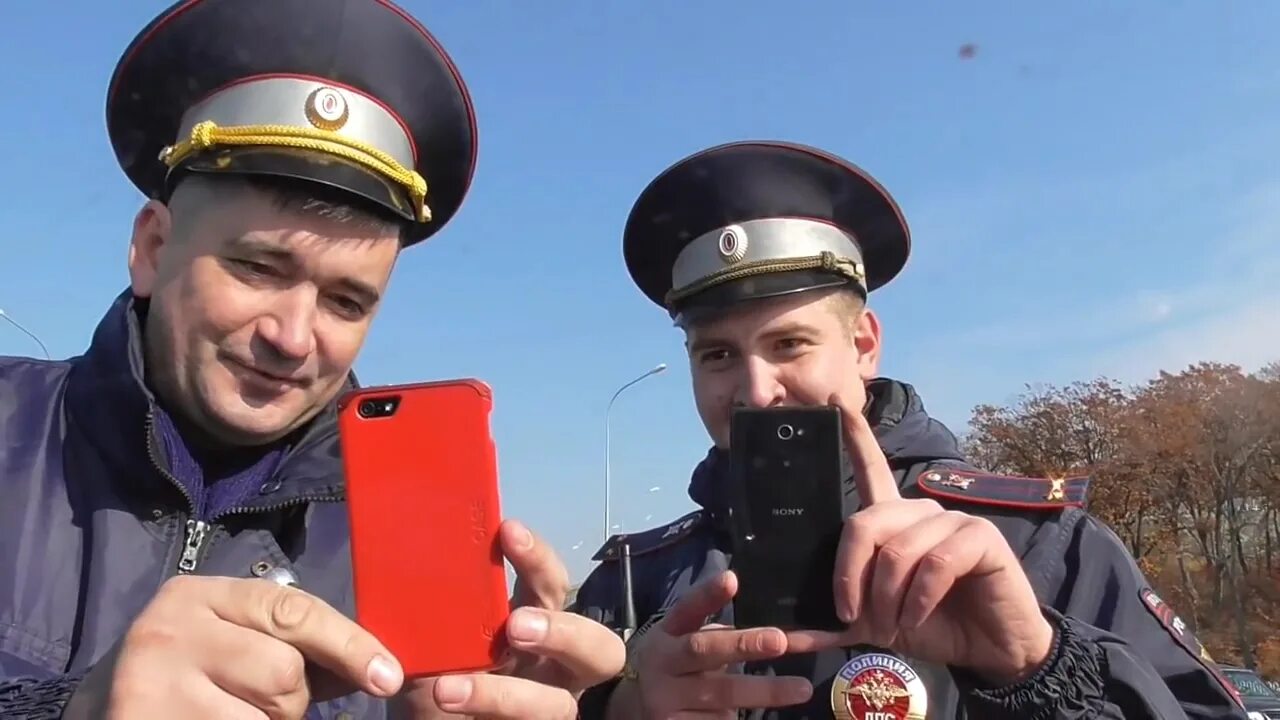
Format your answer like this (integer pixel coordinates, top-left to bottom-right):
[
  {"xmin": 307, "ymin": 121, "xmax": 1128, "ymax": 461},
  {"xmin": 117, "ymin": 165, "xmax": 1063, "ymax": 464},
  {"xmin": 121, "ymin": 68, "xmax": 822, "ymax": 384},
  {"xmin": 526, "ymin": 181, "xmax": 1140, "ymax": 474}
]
[{"xmin": 965, "ymin": 361, "xmax": 1280, "ymax": 676}]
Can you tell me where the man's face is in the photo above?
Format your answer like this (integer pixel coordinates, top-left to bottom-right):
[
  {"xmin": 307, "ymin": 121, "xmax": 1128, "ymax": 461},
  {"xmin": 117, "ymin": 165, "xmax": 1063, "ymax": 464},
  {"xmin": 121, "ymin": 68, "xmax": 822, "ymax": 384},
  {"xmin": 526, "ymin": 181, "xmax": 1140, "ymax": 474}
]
[
  {"xmin": 127, "ymin": 178, "xmax": 401, "ymax": 446},
  {"xmin": 683, "ymin": 288, "xmax": 882, "ymax": 449}
]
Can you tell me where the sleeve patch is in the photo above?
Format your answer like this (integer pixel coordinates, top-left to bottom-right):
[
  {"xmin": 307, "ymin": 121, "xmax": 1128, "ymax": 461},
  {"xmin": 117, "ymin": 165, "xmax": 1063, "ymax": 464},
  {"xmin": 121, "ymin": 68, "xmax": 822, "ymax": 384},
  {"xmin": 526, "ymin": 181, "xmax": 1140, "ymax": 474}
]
[
  {"xmin": 916, "ymin": 468, "xmax": 1089, "ymax": 510},
  {"xmin": 1139, "ymin": 587, "xmax": 1244, "ymax": 709}
]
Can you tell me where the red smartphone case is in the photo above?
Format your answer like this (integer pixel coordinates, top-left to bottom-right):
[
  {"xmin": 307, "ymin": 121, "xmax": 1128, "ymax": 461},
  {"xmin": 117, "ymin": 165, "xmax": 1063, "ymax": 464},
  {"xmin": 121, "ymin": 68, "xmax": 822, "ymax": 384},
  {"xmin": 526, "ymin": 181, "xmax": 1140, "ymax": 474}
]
[{"xmin": 338, "ymin": 378, "xmax": 510, "ymax": 678}]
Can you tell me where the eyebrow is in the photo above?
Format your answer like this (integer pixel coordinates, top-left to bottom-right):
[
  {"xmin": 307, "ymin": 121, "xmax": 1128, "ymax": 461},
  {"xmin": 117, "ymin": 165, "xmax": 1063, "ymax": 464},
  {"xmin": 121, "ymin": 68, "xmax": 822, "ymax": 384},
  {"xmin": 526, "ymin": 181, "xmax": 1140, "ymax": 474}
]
[
  {"xmin": 224, "ymin": 236, "xmax": 383, "ymax": 306},
  {"xmin": 687, "ymin": 321, "xmax": 821, "ymax": 355},
  {"xmin": 687, "ymin": 336, "xmax": 729, "ymax": 356},
  {"xmin": 758, "ymin": 321, "xmax": 821, "ymax": 340},
  {"xmin": 225, "ymin": 236, "xmax": 296, "ymax": 263}
]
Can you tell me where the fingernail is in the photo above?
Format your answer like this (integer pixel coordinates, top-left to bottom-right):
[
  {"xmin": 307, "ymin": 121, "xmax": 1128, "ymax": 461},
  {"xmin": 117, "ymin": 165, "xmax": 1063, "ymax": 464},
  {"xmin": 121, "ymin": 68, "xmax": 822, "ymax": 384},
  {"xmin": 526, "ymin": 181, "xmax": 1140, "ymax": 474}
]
[
  {"xmin": 367, "ymin": 654, "xmax": 401, "ymax": 695},
  {"xmin": 787, "ymin": 680, "xmax": 813, "ymax": 702},
  {"xmin": 435, "ymin": 676, "xmax": 473, "ymax": 706},
  {"xmin": 760, "ymin": 629, "xmax": 785, "ymax": 654},
  {"xmin": 834, "ymin": 581, "xmax": 854, "ymax": 623},
  {"xmin": 508, "ymin": 609, "xmax": 549, "ymax": 643},
  {"xmin": 509, "ymin": 523, "xmax": 534, "ymax": 550}
]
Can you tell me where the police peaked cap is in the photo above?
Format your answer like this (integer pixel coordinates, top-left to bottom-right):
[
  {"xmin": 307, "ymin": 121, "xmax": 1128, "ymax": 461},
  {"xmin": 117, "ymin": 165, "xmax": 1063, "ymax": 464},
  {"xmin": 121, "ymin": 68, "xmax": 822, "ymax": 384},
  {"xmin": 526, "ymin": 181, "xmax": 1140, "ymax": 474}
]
[
  {"xmin": 623, "ymin": 141, "xmax": 911, "ymax": 323},
  {"xmin": 106, "ymin": 0, "xmax": 478, "ymax": 246}
]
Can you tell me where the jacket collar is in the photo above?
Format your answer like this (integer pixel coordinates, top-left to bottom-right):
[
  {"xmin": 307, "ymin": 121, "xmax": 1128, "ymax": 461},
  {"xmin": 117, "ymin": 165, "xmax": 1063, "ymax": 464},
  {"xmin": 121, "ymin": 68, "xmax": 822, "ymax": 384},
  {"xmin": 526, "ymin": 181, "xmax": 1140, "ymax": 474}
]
[{"xmin": 64, "ymin": 290, "xmax": 352, "ymax": 510}]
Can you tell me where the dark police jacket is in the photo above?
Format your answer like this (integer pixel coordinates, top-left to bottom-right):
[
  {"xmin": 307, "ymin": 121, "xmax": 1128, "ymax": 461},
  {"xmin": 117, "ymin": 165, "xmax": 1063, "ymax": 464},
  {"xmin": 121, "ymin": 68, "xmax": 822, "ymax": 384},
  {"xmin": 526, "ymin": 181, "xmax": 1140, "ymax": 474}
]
[
  {"xmin": 572, "ymin": 379, "xmax": 1247, "ymax": 720},
  {"xmin": 0, "ymin": 292, "xmax": 385, "ymax": 720}
]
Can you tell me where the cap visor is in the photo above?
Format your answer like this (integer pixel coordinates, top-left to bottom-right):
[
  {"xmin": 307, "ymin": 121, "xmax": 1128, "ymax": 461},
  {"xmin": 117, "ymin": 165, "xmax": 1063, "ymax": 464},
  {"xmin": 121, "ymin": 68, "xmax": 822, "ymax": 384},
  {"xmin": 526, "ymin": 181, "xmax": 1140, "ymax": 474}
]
[
  {"xmin": 673, "ymin": 269, "xmax": 859, "ymax": 325},
  {"xmin": 175, "ymin": 146, "xmax": 417, "ymax": 223}
]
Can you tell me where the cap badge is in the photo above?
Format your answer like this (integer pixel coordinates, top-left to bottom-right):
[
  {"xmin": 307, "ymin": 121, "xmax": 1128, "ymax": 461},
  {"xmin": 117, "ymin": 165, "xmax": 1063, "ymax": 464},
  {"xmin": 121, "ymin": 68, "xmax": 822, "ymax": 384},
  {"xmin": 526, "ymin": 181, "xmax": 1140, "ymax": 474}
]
[
  {"xmin": 305, "ymin": 86, "xmax": 350, "ymax": 131},
  {"xmin": 1045, "ymin": 476, "xmax": 1067, "ymax": 502},
  {"xmin": 831, "ymin": 652, "xmax": 928, "ymax": 720},
  {"xmin": 717, "ymin": 225, "xmax": 748, "ymax": 265}
]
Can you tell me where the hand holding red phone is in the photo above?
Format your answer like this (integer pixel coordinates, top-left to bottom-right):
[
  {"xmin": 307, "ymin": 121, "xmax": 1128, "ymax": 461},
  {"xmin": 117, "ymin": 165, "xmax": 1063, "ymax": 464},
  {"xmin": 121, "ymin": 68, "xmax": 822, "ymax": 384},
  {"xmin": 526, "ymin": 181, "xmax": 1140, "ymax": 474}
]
[
  {"xmin": 800, "ymin": 393, "xmax": 1055, "ymax": 686},
  {"xmin": 340, "ymin": 381, "xmax": 623, "ymax": 717},
  {"xmin": 391, "ymin": 520, "xmax": 625, "ymax": 719}
]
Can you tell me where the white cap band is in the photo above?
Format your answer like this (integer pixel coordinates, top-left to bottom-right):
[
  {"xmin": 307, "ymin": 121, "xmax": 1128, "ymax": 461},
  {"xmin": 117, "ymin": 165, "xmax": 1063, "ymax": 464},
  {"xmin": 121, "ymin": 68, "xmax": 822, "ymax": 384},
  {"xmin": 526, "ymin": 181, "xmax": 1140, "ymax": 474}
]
[
  {"xmin": 670, "ymin": 217, "xmax": 865, "ymax": 292},
  {"xmin": 175, "ymin": 76, "xmax": 415, "ymax": 168}
]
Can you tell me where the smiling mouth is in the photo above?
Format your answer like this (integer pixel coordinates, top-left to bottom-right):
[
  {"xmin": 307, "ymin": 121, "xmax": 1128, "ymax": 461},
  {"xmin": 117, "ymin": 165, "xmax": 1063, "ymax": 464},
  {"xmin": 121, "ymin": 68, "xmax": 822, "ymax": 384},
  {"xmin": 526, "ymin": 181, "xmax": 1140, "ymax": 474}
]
[{"xmin": 227, "ymin": 358, "xmax": 308, "ymax": 389}]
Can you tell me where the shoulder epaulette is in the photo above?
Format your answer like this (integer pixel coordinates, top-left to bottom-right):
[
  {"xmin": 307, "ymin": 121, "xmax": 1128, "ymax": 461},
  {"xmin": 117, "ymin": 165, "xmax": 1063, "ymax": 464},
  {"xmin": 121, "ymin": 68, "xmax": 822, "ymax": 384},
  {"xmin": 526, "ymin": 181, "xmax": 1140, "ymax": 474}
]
[
  {"xmin": 1138, "ymin": 586, "xmax": 1247, "ymax": 709},
  {"xmin": 591, "ymin": 510, "xmax": 707, "ymax": 562},
  {"xmin": 916, "ymin": 467, "xmax": 1089, "ymax": 510}
]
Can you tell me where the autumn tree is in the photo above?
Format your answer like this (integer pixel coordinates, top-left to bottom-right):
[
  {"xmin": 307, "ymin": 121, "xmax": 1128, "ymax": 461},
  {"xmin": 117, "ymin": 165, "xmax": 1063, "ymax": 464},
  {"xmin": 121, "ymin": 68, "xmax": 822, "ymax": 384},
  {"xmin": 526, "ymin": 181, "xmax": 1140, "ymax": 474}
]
[
  {"xmin": 964, "ymin": 361, "xmax": 1280, "ymax": 674},
  {"xmin": 964, "ymin": 378, "xmax": 1162, "ymax": 559}
]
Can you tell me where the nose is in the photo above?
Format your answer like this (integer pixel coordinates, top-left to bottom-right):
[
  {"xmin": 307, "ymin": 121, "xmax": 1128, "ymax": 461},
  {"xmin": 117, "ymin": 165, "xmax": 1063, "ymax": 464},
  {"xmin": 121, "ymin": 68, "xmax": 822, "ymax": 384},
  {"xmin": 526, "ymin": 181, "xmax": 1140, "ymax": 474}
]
[
  {"xmin": 257, "ymin": 288, "xmax": 318, "ymax": 360},
  {"xmin": 735, "ymin": 356, "xmax": 786, "ymax": 409}
]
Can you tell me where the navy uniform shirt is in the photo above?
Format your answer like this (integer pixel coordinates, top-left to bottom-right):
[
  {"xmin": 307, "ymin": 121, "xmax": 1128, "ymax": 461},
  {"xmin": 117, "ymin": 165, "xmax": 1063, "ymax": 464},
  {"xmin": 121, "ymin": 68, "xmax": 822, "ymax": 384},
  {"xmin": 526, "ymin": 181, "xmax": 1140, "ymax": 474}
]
[{"xmin": 572, "ymin": 379, "xmax": 1247, "ymax": 720}]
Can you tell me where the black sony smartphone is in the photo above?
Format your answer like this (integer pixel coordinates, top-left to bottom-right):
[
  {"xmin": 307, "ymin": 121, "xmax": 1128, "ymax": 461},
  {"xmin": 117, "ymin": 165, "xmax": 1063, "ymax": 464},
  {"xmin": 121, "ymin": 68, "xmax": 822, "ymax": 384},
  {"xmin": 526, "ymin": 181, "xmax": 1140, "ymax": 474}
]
[{"xmin": 726, "ymin": 406, "xmax": 851, "ymax": 632}]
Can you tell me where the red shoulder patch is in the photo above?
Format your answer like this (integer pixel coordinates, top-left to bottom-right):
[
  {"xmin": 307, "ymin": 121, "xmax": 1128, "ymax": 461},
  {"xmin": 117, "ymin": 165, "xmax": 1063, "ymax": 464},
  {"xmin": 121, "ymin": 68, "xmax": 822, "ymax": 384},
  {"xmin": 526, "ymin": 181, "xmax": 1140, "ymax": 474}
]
[
  {"xmin": 916, "ymin": 468, "xmax": 1088, "ymax": 511},
  {"xmin": 1139, "ymin": 587, "xmax": 1244, "ymax": 709}
]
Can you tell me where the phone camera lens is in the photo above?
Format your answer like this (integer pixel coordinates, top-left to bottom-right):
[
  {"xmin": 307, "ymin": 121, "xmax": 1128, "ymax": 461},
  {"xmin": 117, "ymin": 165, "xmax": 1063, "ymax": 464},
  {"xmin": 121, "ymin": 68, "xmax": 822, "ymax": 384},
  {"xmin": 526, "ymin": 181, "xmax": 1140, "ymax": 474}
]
[
  {"xmin": 356, "ymin": 396, "xmax": 400, "ymax": 419},
  {"xmin": 777, "ymin": 424, "xmax": 794, "ymax": 440}
]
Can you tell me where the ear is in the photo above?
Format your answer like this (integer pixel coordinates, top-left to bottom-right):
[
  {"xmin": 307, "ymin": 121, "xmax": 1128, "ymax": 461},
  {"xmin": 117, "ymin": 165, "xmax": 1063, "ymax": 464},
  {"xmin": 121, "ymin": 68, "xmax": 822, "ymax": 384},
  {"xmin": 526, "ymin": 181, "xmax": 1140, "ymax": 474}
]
[
  {"xmin": 852, "ymin": 306, "xmax": 882, "ymax": 380},
  {"xmin": 128, "ymin": 200, "xmax": 174, "ymax": 298}
]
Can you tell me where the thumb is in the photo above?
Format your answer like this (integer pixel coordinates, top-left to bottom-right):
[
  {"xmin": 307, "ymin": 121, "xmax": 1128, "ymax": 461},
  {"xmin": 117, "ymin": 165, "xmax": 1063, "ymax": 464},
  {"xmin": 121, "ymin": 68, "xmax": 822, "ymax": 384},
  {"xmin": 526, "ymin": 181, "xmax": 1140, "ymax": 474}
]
[{"xmin": 388, "ymin": 678, "xmax": 467, "ymax": 720}]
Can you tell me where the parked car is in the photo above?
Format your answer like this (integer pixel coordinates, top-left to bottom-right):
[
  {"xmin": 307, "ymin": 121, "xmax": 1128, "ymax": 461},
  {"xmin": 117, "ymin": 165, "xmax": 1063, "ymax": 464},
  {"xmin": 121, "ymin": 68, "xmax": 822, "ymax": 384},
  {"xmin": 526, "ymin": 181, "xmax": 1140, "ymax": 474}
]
[{"xmin": 1219, "ymin": 665, "xmax": 1280, "ymax": 720}]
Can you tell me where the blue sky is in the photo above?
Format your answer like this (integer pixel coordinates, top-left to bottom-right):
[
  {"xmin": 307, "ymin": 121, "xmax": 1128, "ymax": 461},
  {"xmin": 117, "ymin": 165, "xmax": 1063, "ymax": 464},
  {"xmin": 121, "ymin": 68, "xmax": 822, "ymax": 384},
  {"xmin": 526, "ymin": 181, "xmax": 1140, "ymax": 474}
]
[{"xmin": 4, "ymin": 2, "xmax": 1279, "ymax": 583}]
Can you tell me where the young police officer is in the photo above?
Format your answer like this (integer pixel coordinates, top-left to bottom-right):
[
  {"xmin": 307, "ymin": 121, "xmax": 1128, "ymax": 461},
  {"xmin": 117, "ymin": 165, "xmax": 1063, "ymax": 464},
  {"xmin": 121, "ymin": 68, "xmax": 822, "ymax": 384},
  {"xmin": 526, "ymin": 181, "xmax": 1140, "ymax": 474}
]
[
  {"xmin": 572, "ymin": 141, "xmax": 1247, "ymax": 720},
  {"xmin": 0, "ymin": 1, "xmax": 621, "ymax": 718}
]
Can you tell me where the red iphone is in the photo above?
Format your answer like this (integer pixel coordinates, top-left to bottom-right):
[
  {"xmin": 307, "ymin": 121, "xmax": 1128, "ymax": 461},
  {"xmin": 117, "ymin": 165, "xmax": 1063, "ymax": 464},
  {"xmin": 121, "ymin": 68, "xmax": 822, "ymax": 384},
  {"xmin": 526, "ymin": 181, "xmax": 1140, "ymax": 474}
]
[{"xmin": 337, "ymin": 378, "xmax": 510, "ymax": 678}]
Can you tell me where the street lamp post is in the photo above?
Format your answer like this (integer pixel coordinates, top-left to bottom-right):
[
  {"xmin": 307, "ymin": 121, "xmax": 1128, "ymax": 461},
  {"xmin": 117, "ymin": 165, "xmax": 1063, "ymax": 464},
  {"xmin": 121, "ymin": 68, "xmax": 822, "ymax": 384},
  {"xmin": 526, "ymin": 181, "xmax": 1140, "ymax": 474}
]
[
  {"xmin": 0, "ymin": 308, "xmax": 51, "ymax": 360},
  {"xmin": 604, "ymin": 363, "xmax": 667, "ymax": 544}
]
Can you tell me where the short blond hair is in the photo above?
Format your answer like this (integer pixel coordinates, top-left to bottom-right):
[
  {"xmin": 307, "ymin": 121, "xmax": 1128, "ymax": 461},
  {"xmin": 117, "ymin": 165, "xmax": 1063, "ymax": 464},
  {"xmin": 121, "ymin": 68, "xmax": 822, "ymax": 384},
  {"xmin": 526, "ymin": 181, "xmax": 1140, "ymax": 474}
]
[{"xmin": 821, "ymin": 287, "xmax": 866, "ymax": 337}]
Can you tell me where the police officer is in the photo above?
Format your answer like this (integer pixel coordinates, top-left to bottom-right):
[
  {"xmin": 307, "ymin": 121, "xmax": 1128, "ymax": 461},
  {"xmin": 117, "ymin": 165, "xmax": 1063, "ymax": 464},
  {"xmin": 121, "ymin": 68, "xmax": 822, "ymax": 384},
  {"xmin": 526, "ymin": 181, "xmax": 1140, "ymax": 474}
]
[
  {"xmin": 572, "ymin": 141, "xmax": 1248, "ymax": 719},
  {"xmin": 0, "ymin": 1, "xmax": 621, "ymax": 718}
]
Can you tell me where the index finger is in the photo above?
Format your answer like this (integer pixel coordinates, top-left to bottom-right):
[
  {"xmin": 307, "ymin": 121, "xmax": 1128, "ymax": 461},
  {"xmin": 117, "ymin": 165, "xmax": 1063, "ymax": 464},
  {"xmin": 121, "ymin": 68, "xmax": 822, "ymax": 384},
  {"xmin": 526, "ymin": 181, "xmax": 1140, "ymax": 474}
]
[
  {"xmin": 659, "ymin": 570, "xmax": 737, "ymax": 636},
  {"xmin": 830, "ymin": 392, "xmax": 900, "ymax": 505},
  {"xmin": 206, "ymin": 578, "xmax": 403, "ymax": 698}
]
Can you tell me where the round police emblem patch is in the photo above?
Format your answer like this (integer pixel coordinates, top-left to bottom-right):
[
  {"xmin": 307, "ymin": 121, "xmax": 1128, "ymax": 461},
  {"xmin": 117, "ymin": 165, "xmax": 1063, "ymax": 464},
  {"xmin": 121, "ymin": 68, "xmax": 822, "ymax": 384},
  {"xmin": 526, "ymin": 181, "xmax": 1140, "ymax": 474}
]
[
  {"xmin": 831, "ymin": 653, "xmax": 927, "ymax": 720},
  {"xmin": 305, "ymin": 86, "xmax": 350, "ymax": 131}
]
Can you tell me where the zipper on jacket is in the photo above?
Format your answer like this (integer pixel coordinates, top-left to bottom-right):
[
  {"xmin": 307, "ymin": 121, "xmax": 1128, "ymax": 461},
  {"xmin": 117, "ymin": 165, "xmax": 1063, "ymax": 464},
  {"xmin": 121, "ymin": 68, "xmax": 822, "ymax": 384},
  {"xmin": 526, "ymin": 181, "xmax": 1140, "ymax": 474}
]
[
  {"xmin": 215, "ymin": 495, "xmax": 343, "ymax": 523},
  {"xmin": 144, "ymin": 407, "xmax": 347, "ymax": 573},
  {"xmin": 144, "ymin": 409, "xmax": 208, "ymax": 574},
  {"xmin": 177, "ymin": 519, "xmax": 211, "ymax": 573}
]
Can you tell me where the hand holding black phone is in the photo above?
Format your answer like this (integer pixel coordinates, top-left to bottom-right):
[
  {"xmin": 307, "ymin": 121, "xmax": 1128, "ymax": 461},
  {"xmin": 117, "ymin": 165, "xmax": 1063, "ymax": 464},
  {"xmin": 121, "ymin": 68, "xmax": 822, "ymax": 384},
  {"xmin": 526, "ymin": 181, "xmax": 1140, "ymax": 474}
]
[{"xmin": 726, "ymin": 405, "xmax": 852, "ymax": 632}]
